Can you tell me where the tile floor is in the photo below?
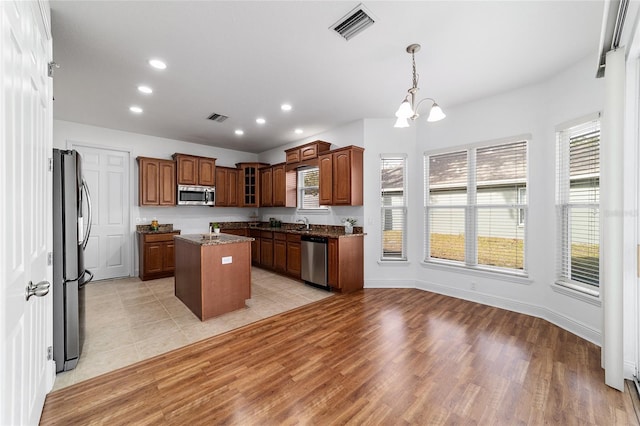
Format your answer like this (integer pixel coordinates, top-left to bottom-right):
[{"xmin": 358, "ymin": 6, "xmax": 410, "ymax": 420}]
[{"xmin": 53, "ymin": 267, "xmax": 333, "ymax": 391}]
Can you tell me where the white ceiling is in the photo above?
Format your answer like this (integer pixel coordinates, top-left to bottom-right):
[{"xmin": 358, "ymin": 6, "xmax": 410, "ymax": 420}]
[{"xmin": 50, "ymin": 1, "xmax": 604, "ymax": 153}]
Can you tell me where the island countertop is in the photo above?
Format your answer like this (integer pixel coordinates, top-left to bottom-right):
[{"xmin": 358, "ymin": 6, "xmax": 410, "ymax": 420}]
[{"xmin": 175, "ymin": 233, "xmax": 254, "ymax": 246}]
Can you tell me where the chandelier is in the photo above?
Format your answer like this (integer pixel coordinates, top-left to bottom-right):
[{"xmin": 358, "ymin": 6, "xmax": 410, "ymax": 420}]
[{"xmin": 394, "ymin": 44, "xmax": 446, "ymax": 128}]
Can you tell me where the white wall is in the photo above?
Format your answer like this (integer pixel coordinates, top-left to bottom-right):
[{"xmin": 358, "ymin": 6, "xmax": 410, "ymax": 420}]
[
  {"xmin": 361, "ymin": 55, "xmax": 607, "ymax": 347},
  {"xmin": 53, "ymin": 120, "xmax": 260, "ymax": 275}
]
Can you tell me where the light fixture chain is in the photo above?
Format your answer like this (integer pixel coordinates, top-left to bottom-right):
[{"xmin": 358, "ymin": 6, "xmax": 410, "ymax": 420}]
[{"xmin": 411, "ymin": 50, "xmax": 418, "ymax": 89}]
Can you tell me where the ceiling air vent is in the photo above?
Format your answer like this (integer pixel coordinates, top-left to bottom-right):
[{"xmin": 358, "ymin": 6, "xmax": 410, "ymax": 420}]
[
  {"xmin": 207, "ymin": 113, "xmax": 229, "ymax": 123},
  {"xmin": 331, "ymin": 4, "xmax": 375, "ymax": 41}
]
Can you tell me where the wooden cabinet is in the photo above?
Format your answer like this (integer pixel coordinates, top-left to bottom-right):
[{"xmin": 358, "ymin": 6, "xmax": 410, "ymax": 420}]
[
  {"xmin": 260, "ymin": 166, "xmax": 273, "ymax": 207},
  {"xmin": 215, "ymin": 166, "xmax": 239, "ymax": 207},
  {"xmin": 137, "ymin": 157, "xmax": 176, "ymax": 206},
  {"xmin": 286, "ymin": 234, "xmax": 301, "ymax": 279},
  {"xmin": 274, "ymin": 233, "xmax": 287, "ymax": 273},
  {"xmin": 260, "ymin": 231, "xmax": 274, "ymax": 268},
  {"xmin": 260, "ymin": 163, "xmax": 296, "ymax": 208},
  {"xmin": 138, "ymin": 231, "xmax": 180, "ymax": 281},
  {"xmin": 327, "ymin": 236, "xmax": 364, "ymax": 293},
  {"xmin": 173, "ymin": 153, "xmax": 216, "ymax": 186},
  {"xmin": 285, "ymin": 140, "xmax": 332, "ymax": 165},
  {"xmin": 318, "ymin": 146, "xmax": 364, "ymax": 206},
  {"xmin": 250, "ymin": 229, "xmax": 261, "ymax": 265},
  {"xmin": 236, "ymin": 162, "xmax": 269, "ymax": 207}
]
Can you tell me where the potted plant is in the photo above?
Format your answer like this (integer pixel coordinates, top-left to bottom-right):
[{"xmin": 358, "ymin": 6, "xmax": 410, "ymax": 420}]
[
  {"xmin": 211, "ymin": 222, "xmax": 221, "ymax": 235},
  {"xmin": 343, "ymin": 217, "xmax": 356, "ymax": 234}
]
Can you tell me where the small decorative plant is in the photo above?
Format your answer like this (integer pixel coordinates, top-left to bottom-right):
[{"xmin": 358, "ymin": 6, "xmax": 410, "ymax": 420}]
[
  {"xmin": 211, "ymin": 222, "xmax": 221, "ymax": 234},
  {"xmin": 343, "ymin": 218, "xmax": 357, "ymax": 226}
]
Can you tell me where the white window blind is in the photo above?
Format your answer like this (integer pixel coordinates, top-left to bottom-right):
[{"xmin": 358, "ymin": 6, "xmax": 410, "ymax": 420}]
[
  {"xmin": 425, "ymin": 140, "xmax": 528, "ymax": 275},
  {"xmin": 556, "ymin": 118, "xmax": 600, "ymax": 290},
  {"xmin": 381, "ymin": 155, "xmax": 407, "ymax": 261},
  {"xmin": 298, "ymin": 167, "xmax": 325, "ymax": 210}
]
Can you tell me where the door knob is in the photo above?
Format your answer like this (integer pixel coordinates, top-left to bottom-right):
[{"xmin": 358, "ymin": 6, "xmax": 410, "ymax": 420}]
[{"xmin": 26, "ymin": 280, "xmax": 50, "ymax": 301}]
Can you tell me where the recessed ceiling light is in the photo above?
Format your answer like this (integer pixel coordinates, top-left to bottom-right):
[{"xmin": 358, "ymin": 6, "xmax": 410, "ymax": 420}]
[
  {"xmin": 137, "ymin": 85, "xmax": 153, "ymax": 94},
  {"xmin": 129, "ymin": 106, "xmax": 143, "ymax": 113},
  {"xmin": 235, "ymin": 129, "xmax": 244, "ymax": 136},
  {"xmin": 148, "ymin": 59, "xmax": 166, "ymax": 70},
  {"xmin": 281, "ymin": 103, "xmax": 292, "ymax": 111},
  {"xmin": 294, "ymin": 128, "xmax": 303, "ymax": 134},
  {"xmin": 256, "ymin": 118, "xmax": 266, "ymax": 125}
]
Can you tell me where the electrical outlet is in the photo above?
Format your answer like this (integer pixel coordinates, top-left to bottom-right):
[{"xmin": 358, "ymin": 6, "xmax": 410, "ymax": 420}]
[{"xmin": 471, "ymin": 281, "xmax": 477, "ymax": 291}]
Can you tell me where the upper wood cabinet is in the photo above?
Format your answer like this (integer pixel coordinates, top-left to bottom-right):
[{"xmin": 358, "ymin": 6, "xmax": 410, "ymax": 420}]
[
  {"xmin": 285, "ymin": 140, "xmax": 331, "ymax": 165},
  {"xmin": 173, "ymin": 153, "xmax": 216, "ymax": 186},
  {"xmin": 318, "ymin": 146, "xmax": 364, "ymax": 206},
  {"xmin": 260, "ymin": 163, "xmax": 296, "ymax": 208},
  {"xmin": 137, "ymin": 157, "xmax": 176, "ymax": 206},
  {"xmin": 215, "ymin": 166, "xmax": 239, "ymax": 207},
  {"xmin": 236, "ymin": 162, "xmax": 269, "ymax": 207},
  {"xmin": 260, "ymin": 166, "xmax": 273, "ymax": 207}
]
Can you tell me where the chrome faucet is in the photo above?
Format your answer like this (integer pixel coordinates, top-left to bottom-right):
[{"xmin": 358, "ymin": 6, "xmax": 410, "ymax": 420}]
[{"xmin": 297, "ymin": 217, "xmax": 310, "ymax": 230}]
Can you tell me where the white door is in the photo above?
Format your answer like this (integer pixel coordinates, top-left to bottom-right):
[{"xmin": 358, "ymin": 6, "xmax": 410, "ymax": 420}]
[
  {"xmin": 0, "ymin": 1, "xmax": 54, "ymax": 425},
  {"xmin": 72, "ymin": 144, "xmax": 130, "ymax": 281}
]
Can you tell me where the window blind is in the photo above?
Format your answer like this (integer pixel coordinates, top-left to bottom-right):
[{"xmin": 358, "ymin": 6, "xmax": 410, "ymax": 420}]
[
  {"xmin": 298, "ymin": 167, "xmax": 324, "ymax": 210},
  {"xmin": 380, "ymin": 155, "xmax": 407, "ymax": 260},
  {"xmin": 556, "ymin": 119, "xmax": 600, "ymax": 288},
  {"xmin": 425, "ymin": 151, "xmax": 467, "ymax": 264},
  {"xmin": 425, "ymin": 140, "xmax": 528, "ymax": 275}
]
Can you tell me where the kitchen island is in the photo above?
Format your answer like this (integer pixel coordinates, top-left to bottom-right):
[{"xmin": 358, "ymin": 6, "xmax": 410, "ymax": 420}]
[{"xmin": 174, "ymin": 233, "xmax": 254, "ymax": 321}]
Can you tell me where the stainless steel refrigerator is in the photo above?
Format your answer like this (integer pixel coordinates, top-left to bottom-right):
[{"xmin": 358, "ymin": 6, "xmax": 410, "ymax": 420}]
[{"xmin": 53, "ymin": 149, "xmax": 93, "ymax": 373}]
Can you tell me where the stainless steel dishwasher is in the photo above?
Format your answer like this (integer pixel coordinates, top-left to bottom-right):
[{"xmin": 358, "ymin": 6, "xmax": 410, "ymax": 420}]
[{"xmin": 301, "ymin": 235, "xmax": 329, "ymax": 290}]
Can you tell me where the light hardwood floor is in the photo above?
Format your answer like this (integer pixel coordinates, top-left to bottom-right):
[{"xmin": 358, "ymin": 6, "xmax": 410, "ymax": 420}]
[
  {"xmin": 42, "ymin": 288, "xmax": 638, "ymax": 425},
  {"xmin": 53, "ymin": 267, "xmax": 332, "ymax": 390}
]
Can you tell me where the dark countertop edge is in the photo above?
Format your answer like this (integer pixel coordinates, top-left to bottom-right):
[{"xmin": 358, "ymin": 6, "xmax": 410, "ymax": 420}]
[
  {"xmin": 233, "ymin": 227, "xmax": 366, "ymax": 239},
  {"xmin": 175, "ymin": 234, "xmax": 255, "ymax": 246},
  {"xmin": 137, "ymin": 230, "xmax": 181, "ymax": 234}
]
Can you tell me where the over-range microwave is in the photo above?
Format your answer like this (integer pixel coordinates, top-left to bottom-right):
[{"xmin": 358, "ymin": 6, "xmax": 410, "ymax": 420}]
[{"xmin": 177, "ymin": 185, "xmax": 215, "ymax": 206}]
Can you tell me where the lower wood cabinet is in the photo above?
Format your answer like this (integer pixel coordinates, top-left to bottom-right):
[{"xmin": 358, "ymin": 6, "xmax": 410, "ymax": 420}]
[
  {"xmin": 286, "ymin": 234, "xmax": 301, "ymax": 279},
  {"xmin": 249, "ymin": 229, "xmax": 261, "ymax": 265},
  {"xmin": 138, "ymin": 231, "xmax": 180, "ymax": 281},
  {"xmin": 274, "ymin": 233, "xmax": 287, "ymax": 273},
  {"xmin": 260, "ymin": 231, "xmax": 274, "ymax": 268},
  {"xmin": 328, "ymin": 236, "xmax": 364, "ymax": 293}
]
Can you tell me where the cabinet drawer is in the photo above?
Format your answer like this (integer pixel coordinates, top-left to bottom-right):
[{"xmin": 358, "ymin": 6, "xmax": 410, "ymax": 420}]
[
  {"xmin": 143, "ymin": 232, "xmax": 178, "ymax": 243},
  {"xmin": 274, "ymin": 232, "xmax": 286, "ymax": 241},
  {"xmin": 260, "ymin": 231, "xmax": 273, "ymax": 239},
  {"xmin": 286, "ymin": 234, "xmax": 301, "ymax": 242},
  {"xmin": 285, "ymin": 149, "xmax": 300, "ymax": 164}
]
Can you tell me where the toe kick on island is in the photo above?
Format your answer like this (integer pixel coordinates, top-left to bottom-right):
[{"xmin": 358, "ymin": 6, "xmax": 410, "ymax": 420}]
[{"xmin": 174, "ymin": 234, "xmax": 253, "ymax": 321}]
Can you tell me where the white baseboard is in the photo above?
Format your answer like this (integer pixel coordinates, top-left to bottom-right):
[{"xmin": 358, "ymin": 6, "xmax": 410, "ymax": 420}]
[
  {"xmin": 625, "ymin": 360, "xmax": 636, "ymax": 381},
  {"xmin": 364, "ymin": 279, "xmax": 414, "ymax": 289}
]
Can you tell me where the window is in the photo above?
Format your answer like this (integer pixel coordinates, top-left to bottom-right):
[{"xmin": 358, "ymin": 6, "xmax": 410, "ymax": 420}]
[
  {"xmin": 556, "ymin": 118, "xmax": 600, "ymax": 291},
  {"xmin": 425, "ymin": 139, "xmax": 528, "ymax": 275},
  {"xmin": 297, "ymin": 167, "xmax": 326, "ymax": 210},
  {"xmin": 381, "ymin": 155, "xmax": 407, "ymax": 260}
]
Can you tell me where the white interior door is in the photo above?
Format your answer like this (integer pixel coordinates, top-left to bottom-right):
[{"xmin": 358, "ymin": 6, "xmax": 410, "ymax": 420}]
[
  {"xmin": 72, "ymin": 144, "xmax": 130, "ymax": 281},
  {"xmin": 0, "ymin": 1, "xmax": 53, "ymax": 424}
]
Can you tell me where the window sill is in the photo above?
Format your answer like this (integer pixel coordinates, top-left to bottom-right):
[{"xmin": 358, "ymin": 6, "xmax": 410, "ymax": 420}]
[
  {"xmin": 377, "ymin": 260, "xmax": 410, "ymax": 266},
  {"xmin": 420, "ymin": 260, "xmax": 532, "ymax": 285},
  {"xmin": 552, "ymin": 281, "xmax": 601, "ymax": 306}
]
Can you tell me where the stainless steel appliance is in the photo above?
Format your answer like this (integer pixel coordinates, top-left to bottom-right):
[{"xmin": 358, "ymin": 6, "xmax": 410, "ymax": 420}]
[
  {"xmin": 301, "ymin": 235, "xmax": 329, "ymax": 290},
  {"xmin": 177, "ymin": 184, "xmax": 215, "ymax": 206},
  {"xmin": 53, "ymin": 149, "xmax": 93, "ymax": 373}
]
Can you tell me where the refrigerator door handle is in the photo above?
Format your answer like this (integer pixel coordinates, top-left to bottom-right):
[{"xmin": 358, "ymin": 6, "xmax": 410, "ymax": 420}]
[
  {"xmin": 80, "ymin": 269, "xmax": 93, "ymax": 287},
  {"xmin": 81, "ymin": 178, "xmax": 92, "ymax": 250}
]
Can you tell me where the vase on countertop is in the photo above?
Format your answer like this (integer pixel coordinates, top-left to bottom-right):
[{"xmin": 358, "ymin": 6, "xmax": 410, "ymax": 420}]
[{"xmin": 344, "ymin": 222, "xmax": 353, "ymax": 234}]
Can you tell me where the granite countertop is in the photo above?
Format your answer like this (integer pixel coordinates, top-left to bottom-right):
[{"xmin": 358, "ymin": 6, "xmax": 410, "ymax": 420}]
[
  {"xmin": 212, "ymin": 221, "xmax": 365, "ymax": 239},
  {"xmin": 136, "ymin": 224, "xmax": 180, "ymax": 234},
  {"xmin": 176, "ymin": 233, "xmax": 255, "ymax": 246},
  {"xmin": 248, "ymin": 227, "xmax": 365, "ymax": 239}
]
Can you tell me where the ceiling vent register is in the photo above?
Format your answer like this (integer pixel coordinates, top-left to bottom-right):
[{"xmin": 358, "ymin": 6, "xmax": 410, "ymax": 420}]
[
  {"xmin": 331, "ymin": 4, "xmax": 375, "ymax": 41},
  {"xmin": 207, "ymin": 113, "xmax": 229, "ymax": 123}
]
